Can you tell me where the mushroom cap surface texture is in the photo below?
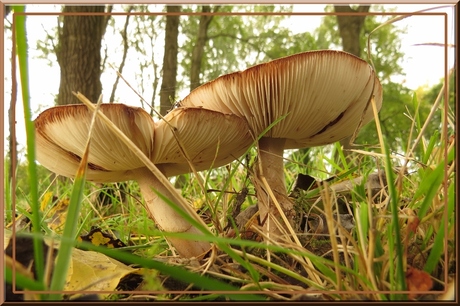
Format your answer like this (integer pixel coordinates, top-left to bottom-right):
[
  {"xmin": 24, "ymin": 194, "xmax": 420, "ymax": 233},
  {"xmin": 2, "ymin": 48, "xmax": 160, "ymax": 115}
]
[
  {"xmin": 35, "ymin": 104, "xmax": 252, "ymax": 182},
  {"xmin": 180, "ymin": 50, "xmax": 383, "ymax": 149},
  {"xmin": 35, "ymin": 103, "xmax": 155, "ymax": 182},
  {"xmin": 154, "ymin": 107, "xmax": 253, "ymax": 177}
]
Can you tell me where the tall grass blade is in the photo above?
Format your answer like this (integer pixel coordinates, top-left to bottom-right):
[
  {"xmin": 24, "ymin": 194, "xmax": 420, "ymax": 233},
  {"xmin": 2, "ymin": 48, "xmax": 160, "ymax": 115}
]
[
  {"xmin": 47, "ymin": 98, "xmax": 103, "ymax": 299},
  {"xmin": 414, "ymin": 146, "xmax": 454, "ymax": 219},
  {"xmin": 423, "ymin": 182, "xmax": 454, "ymax": 274},
  {"xmin": 12, "ymin": 5, "xmax": 45, "ymax": 284},
  {"xmin": 5, "ymin": 266, "xmax": 46, "ymax": 292},
  {"xmin": 383, "ymin": 140, "xmax": 406, "ymax": 298},
  {"xmin": 153, "ymin": 190, "xmax": 262, "ymax": 285}
]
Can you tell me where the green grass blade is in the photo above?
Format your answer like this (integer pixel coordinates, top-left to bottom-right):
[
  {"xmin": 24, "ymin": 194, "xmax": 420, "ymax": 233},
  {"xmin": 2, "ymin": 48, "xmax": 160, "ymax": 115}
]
[
  {"xmin": 75, "ymin": 240, "xmax": 266, "ymax": 301},
  {"xmin": 47, "ymin": 99, "xmax": 103, "ymax": 299},
  {"xmin": 415, "ymin": 146, "xmax": 454, "ymax": 219},
  {"xmin": 153, "ymin": 190, "xmax": 262, "ymax": 285},
  {"xmin": 423, "ymin": 182, "xmax": 454, "ymax": 273},
  {"xmin": 4, "ymin": 159, "xmax": 13, "ymax": 223},
  {"xmin": 382, "ymin": 138, "xmax": 406, "ymax": 298},
  {"xmin": 5, "ymin": 266, "xmax": 46, "ymax": 292},
  {"xmin": 12, "ymin": 5, "xmax": 45, "ymax": 284},
  {"xmin": 422, "ymin": 130, "xmax": 439, "ymax": 164},
  {"xmin": 46, "ymin": 161, "xmax": 88, "ymax": 299}
]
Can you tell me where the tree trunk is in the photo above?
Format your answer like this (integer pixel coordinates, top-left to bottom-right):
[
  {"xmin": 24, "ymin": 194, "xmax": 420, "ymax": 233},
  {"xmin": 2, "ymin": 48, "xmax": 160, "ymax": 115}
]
[
  {"xmin": 159, "ymin": 5, "xmax": 181, "ymax": 115},
  {"xmin": 173, "ymin": 6, "xmax": 214, "ymax": 189},
  {"xmin": 334, "ymin": 5, "xmax": 370, "ymax": 57},
  {"xmin": 55, "ymin": 6, "xmax": 108, "ymax": 189},
  {"xmin": 56, "ymin": 6, "xmax": 107, "ymax": 105},
  {"xmin": 189, "ymin": 5, "xmax": 214, "ymax": 92},
  {"xmin": 334, "ymin": 5, "xmax": 370, "ymax": 155}
]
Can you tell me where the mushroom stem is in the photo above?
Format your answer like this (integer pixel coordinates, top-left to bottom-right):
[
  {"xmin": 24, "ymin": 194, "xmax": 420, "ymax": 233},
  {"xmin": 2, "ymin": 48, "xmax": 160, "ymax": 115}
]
[
  {"xmin": 254, "ymin": 137, "xmax": 296, "ymax": 240},
  {"xmin": 134, "ymin": 167, "xmax": 211, "ymax": 259}
]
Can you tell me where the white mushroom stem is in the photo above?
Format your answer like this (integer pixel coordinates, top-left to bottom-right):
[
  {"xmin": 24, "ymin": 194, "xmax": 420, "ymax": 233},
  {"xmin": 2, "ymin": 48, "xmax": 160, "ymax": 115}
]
[
  {"xmin": 254, "ymin": 137, "xmax": 296, "ymax": 240},
  {"xmin": 134, "ymin": 167, "xmax": 211, "ymax": 258}
]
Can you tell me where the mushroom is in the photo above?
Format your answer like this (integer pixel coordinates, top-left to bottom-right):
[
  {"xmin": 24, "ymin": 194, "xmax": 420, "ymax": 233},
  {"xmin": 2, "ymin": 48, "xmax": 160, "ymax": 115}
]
[
  {"xmin": 180, "ymin": 50, "xmax": 383, "ymax": 241},
  {"xmin": 35, "ymin": 103, "xmax": 253, "ymax": 258}
]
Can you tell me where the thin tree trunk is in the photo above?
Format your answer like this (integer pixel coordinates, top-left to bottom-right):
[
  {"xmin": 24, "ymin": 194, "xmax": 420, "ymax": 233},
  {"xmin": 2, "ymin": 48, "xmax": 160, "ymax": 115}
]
[
  {"xmin": 159, "ymin": 5, "xmax": 180, "ymax": 115},
  {"xmin": 334, "ymin": 5, "xmax": 370, "ymax": 57},
  {"xmin": 109, "ymin": 6, "xmax": 134, "ymax": 103},
  {"xmin": 55, "ymin": 6, "xmax": 107, "ymax": 189},
  {"xmin": 189, "ymin": 5, "xmax": 215, "ymax": 91},
  {"xmin": 174, "ymin": 6, "xmax": 215, "ymax": 189},
  {"xmin": 56, "ymin": 6, "xmax": 107, "ymax": 105}
]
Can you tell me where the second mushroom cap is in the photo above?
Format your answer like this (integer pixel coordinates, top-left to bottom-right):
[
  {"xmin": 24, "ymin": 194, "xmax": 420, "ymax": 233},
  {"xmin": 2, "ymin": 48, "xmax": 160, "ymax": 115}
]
[{"xmin": 180, "ymin": 49, "xmax": 383, "ymax": 148}]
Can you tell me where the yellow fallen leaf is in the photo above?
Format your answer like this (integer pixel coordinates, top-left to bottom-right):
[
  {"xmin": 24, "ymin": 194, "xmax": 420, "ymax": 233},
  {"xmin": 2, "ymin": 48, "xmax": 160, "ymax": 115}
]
[
  {"xmin": 65, "ymin": 248, "xmax": 139, "ymax": 296},
  {"xmin": 45, "ymin": 197, "xmax": 70, "ymax": 233},
  {"xmin": 40, "ymin": 191, "xmax": 54, "ymax": 212},
  {"xmin": 5, "ymin": 231, "xmax": 139, "ymax": 298}
]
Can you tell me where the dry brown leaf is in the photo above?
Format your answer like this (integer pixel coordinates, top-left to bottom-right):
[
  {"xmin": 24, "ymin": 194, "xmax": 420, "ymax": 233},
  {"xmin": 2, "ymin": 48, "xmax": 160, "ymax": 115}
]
[
  {"xmin": 406, "ymin": 266, "xmax": 433, "ymax": 299},
  {"xmin": 404, "ymin": 208, "xmax": 420, "ymax": 235}
]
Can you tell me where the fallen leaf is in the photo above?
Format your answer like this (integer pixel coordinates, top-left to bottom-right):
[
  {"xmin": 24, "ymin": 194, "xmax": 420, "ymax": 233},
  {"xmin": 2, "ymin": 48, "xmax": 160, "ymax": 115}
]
[
  {"xmin": 406, "ymin": 266, "xmax": 433, "ymax": 299},
  {"xmin": 64, "ymin": 248, "xmax": 139, "ymax": 296},
  {"xmin": 78, "ymin": 227, "xmax": 126, "ymax": 248},
  {"xmin": 4, "ymin": 231, "xmax": 140, "ymax": 298},
  {"xmin": 40, "ymin": 192, "xmax": 70, "ymax": 233}
]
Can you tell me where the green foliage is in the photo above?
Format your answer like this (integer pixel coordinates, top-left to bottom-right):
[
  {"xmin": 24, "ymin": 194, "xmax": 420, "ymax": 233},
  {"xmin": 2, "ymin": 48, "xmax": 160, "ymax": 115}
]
[
  {"xmin": 358, "ymin": 81, "xmax": 414, "ymax": 152},
  {"xmin": 311, "ymin": 5, "xmax": 454, "ymax": 163},
  {"xmin": 179, "ymin": 5, "xmax": 315, "ymax": 90},
  {"xmin": 316, "ymin": 5, "xmax": 406, "ymax": 81},
  {"xmin": 416, "ymin": 72, "xmax": 456, "ymax": 136}
]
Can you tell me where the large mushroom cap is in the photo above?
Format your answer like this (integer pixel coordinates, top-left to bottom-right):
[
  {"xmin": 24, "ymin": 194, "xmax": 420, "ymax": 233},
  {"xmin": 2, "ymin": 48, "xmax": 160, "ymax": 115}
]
[
  {"xmin": 35, "ymin": 103, "xmax": 155, "ymax": 182},
  {"xmin": 35, "ymin": 104, "xmax": 253, "ymax": 182},
  {"xmin": 180, "ymin": 50, "xmax": 383, "ymax": 149},
  {"xmin": 153, "ymin": 107, "xmax": 253, "ymax": 177}
]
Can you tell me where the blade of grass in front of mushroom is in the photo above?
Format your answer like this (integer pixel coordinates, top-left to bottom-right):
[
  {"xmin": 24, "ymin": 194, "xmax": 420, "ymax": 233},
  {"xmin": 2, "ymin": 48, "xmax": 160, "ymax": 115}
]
[
  {"xmin": 47, "ymin": 96, "xmax": 104, "ymax": 299},
  {"xmin": 249, "ymin": 114, "xmax": 324, "ymax": 285},
  {"xmin": 110, "ymin": 64, "xmax": 208, "ymax": 189},
  {"xmin": 154, "ymin": 190, "xmax": 262, "ymax": 286},
  {"xmin": 12, "ymin": 5, "xmax": 46, "ymax": 287},
  {"xmin": 73, "ymin": 92, "xmax": 213, "ymax": 255},
  {"xmin": 258, "ymin": 175, "xmax": 322, "ymax": 284},
  {"xmin": 110, "ymin": 63, "xmax": 210, "ymax": 193}
]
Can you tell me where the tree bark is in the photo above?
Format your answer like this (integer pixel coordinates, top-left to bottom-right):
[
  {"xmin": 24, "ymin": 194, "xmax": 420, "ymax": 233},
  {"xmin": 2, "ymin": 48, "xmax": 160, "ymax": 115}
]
[
  {"xmin": 56, "ymin": 6, "xmax": 107, "ymax": 105},
  {"xmin": 189, "ymin": 5, "xmax": 214, "ymax": 92},
  {"xmin": 159, "ymin": 5, "xmax": 181, "ymax": 115},
  {"xmin": 334, "ymin": 5, "xmax": 370, "ymax": 57}
]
